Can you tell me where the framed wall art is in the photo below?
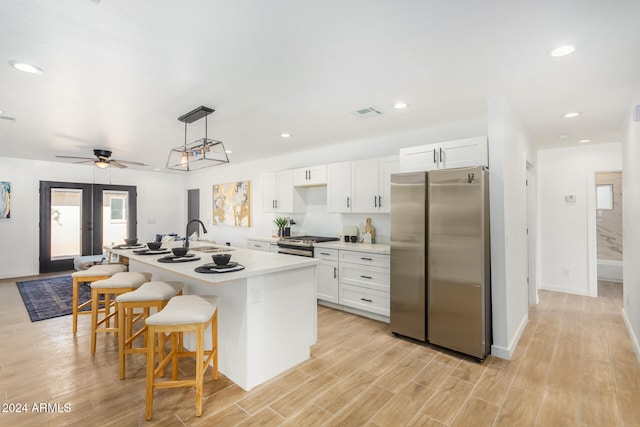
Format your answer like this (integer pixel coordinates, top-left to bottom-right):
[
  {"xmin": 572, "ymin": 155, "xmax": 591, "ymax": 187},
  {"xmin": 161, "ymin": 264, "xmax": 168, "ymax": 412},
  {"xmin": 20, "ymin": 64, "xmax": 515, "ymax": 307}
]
[
  {"xmin": 0, "ymin": 181, "xmax": 10, "ymax": 219},
  {"xmin": 212, "ymin": 181, "xmax": 250, "ymax": 227}
]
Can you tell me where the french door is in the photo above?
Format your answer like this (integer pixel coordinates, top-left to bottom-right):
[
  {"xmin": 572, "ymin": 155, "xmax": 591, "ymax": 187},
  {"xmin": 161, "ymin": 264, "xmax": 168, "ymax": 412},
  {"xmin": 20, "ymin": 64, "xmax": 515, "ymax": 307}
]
[{"xmin": 39, "ymin": 181, "xmax": 137, "ymax": 273}]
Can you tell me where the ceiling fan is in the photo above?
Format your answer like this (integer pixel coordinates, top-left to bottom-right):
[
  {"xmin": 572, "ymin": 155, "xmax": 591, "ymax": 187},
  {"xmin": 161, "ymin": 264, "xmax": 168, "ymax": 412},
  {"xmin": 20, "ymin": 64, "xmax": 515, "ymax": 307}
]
[{"xmin": 56, "ymin": 149, "xmax": 147, "ymax": 169}]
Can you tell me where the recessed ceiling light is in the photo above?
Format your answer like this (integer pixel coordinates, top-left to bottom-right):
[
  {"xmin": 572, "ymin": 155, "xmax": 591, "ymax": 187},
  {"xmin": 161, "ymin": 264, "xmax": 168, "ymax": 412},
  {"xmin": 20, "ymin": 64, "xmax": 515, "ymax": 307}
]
[
  {"xmin": 0, "ymin": 109, "xmax": 3, "ymax": 115},
  {"xmin": 579, "ymin": 139, "xmax": 592, "ymax": 143},
  {"xmin": 280, "ymin": 133, "xmax": 291, "ymax": 138},
  {"xmin": 225, "ymin": 150, "xmax": 232, "ymax": 154},
  {"xmin": 563, "ymin": 112, "xmax": 580, "ymax": 118},
  {"xmin": 550, "ymin": 44, "xmax": 576, "ymax": 57},
  {"xmin": 9, "ymin": 60, "xmax": 43, "ymax": 74},
  {"xmin": 393, "ymin": 102, "xmax": 408, "ymax": 109},
  {"xmin": 559, "ymin": 134, "xmax": 569, "ymax": 140}
]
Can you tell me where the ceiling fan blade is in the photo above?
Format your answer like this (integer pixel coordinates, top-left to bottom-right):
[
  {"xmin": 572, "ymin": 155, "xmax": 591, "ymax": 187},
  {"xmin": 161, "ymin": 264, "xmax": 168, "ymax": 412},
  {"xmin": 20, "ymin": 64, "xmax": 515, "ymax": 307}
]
[
  {"xmin": 56, "ymin": 155, "xmax": 94, "ymax": 160},
  {"xmin": 110, "ymin": 160, "xmax": 127, "ymax": 169},
  {"xmin": 112, "ymin": 158, "xmax": 147, "ymax": 166},
  {"xmin": 72, "ymin": 160, "xmax": 94, "ymax": 164}
]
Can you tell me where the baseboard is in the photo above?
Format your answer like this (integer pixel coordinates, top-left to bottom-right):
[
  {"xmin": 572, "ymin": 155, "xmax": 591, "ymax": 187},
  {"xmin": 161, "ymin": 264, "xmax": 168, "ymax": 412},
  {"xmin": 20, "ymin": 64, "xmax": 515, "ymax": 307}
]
[
  {"xmin": 491, "ymin": 313, "xmax": 528, "ymax": 360},
  {"xmin": 621, "ymin": 307, "xmax": 640, "ymax": 363},
  {"xmin": 597, "ymin": 260, "xmax": 623, "ymax": 283},
  {"xmin": 539, "ymin": 282, "xmax": 590, "ymax": 296},
  {"xmin": 0, "ymin": 269, "xmax": 38, "ymax": 281}
]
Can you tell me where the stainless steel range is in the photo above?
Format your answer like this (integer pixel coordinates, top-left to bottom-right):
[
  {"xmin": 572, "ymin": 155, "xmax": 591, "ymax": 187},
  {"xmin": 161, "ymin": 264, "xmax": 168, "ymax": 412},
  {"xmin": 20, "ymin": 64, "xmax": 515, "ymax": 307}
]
[{"xmin": 277, "ymin": 236, "xmax": 339, "ymax": 257}]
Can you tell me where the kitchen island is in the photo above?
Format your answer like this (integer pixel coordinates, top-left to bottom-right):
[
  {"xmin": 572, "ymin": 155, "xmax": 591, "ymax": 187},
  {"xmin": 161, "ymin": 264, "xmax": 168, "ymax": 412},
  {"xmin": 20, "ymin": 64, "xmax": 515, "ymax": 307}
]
[{"xmin": 108, "ymin": 242, "xmax": 319, "ymax": 391}]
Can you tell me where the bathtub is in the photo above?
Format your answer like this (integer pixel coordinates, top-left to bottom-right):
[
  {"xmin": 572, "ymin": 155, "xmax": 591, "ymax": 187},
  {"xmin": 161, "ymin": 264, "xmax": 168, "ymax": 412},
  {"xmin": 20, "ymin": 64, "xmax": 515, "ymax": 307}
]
[{"xmin": 597, "ymin": 259, "xmax": 623, "ymax": 282}]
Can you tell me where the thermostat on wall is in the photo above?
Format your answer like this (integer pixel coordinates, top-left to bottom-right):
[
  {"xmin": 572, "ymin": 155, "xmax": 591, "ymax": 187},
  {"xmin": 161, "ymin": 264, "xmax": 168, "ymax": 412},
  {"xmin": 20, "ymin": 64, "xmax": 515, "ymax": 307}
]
[{"xmin": 565, "ymin": 195, "xmax": 576, "ymax": 203}]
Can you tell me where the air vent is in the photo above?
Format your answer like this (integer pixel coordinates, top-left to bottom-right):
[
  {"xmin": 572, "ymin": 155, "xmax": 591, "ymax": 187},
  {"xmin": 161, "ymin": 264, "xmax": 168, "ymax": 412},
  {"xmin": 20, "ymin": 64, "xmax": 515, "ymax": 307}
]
[
  {"xmin": 0, "ymin": 116, "xmax": 16, "ymax": 122},
  {"xmin": 354, "ymin": 107, "xmax": 382, "ymax": 119}
]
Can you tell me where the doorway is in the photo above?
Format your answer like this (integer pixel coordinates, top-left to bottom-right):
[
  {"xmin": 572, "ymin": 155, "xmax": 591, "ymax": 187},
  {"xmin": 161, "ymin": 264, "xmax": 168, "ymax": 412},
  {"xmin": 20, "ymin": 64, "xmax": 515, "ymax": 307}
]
[
  {"xmin": 39, "ymin": 181, "xmax": 137, "ymax": 273},
  {"xmin": 595, "ymin": 171, "xmax": 623, "ymax": 289},
  {"xmin": 187, "ymin": 189, "xmax": 200, "ymax": 238},
  {"xmin": 526, "ymin": 162, "xmax": 538, "ymax": 304}
]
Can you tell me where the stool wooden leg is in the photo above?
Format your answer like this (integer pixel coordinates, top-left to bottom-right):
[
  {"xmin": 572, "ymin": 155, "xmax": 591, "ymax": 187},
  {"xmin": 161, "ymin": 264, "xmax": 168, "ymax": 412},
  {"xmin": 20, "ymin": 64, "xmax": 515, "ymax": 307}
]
[
  {"xmin": 195, "ymin": 323, "xmax": 205, "ymax": 417},
  {"xmin": 72, "ymin": 277, "xmax": 79, "ymax": 334},
  {"xmin": 117, "ymin": 302, "xmax": 126, "ymax": 380},
  {"xmin": 90, "ymin": 287, "xmax": 99, "ymax": 354},
  {"xmin": 212, "ymin": 311, "xmax": 218, "ymax": 380},
  {"xmin": 145, "ymin": 324, "xmax": 156, "ymax": 421},
  {"xmin": 171, "ymin": 332, "xmax": 179, "ymax": 380}
]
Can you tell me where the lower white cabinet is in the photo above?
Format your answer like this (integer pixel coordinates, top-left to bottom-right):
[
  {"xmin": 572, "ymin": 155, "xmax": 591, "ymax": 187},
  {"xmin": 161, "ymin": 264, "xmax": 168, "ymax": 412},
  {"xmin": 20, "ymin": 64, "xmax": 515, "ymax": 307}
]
[
  {"xmin": 316, "ymin": 247, "xmax": 390, "ymax": 321},
  {"xmin": 315, "ymin": 248, "xmax": 339, "ymax": 303},
  {"xmin": 248, "ymin": 239, "xmax": 272, "ymax": 252}
]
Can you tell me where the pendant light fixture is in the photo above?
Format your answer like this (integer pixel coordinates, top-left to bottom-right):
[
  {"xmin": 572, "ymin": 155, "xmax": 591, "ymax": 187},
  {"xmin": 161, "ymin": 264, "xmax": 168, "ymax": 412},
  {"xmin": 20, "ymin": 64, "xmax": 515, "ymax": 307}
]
[{"xmin": 166, "ymin": 106, "xmax": 229, "ymax": 171}]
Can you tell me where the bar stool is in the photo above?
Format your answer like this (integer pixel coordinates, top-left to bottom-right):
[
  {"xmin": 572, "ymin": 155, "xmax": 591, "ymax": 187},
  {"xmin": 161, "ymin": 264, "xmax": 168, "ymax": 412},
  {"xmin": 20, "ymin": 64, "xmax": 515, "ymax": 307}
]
[
  {"xmin": 89, "ymin": 272, "xmax": 152, "ymax": 354},
  {"xmin": 145, "ymin": 295, "xmax": 218, "ymax": 420},
  {"xmin": 115, "ymin": 281, "xmax": 184, "ymax": 380},
  {"xmin": 71, "ymin": 263, "xmax": 127, "ymax": 334}
]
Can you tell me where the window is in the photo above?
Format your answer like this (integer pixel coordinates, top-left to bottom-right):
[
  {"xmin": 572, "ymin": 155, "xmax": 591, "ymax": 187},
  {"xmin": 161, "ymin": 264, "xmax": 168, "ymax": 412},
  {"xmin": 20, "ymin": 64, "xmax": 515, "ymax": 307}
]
[
  {"xmin": 596, "ymin": 184, "xmax": 613, "ymax": 210},
  {"xmin": 110, "ymin": 197, "xmax": 126, "ymax": 221}
]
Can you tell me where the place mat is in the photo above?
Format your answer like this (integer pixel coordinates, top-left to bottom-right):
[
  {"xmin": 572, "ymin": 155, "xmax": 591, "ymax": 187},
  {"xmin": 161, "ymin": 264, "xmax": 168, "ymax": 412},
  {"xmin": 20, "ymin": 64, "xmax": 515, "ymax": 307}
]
[
  {"xmin": 112, "ymin": 244, "xmax": 145, "ymax": 249},
  {"xmin": 132, "ymin": 249, "xmax": 171, "ymax": 255},
  {"xmin": 157, "ymin": 254, "xmax": 201, "ymax": 263},
  {"xmin": 195, "ymin": 262, "xmax": 245, "ymax": 274}
]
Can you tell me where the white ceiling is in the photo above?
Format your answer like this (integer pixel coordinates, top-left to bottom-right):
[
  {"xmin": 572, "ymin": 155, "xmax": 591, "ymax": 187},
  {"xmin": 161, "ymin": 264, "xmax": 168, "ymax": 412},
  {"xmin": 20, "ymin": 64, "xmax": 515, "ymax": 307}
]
[{"xmin": 1, "ymin": 0, "xmax": 639, "ymax": 170}]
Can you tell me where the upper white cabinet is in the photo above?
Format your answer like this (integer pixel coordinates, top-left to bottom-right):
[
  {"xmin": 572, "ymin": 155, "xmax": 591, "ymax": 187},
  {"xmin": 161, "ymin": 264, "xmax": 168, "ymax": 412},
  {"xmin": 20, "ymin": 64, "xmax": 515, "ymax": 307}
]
[
  {"xmin": 293, "ymin": 165, "xmax": 327, "ymax": 186},
  {"xmin": 399, "ymin": 136, "xmax": 488, "ymax": 172},
  {"xmin": 261, "ymin": 170, "xmax": 304, "ymax": 213},
  {"xmin": 327, "ymin": 155, "xmax": 399, "ymax": 213}
]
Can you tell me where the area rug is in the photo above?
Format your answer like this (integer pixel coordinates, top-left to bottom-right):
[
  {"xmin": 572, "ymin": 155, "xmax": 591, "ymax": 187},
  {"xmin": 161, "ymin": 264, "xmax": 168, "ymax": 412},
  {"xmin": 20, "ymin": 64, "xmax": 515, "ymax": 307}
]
[{"xmin": 16, "ymin": 275, "xmax": 91, "ymax": 322}]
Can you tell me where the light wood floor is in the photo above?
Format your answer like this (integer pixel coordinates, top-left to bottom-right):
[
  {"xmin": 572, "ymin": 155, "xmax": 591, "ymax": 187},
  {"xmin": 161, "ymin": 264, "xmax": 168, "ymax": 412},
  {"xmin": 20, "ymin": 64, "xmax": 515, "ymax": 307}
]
[{"xmin": 1, "ymin": 276, "xmax": 639, "ymax": 426}]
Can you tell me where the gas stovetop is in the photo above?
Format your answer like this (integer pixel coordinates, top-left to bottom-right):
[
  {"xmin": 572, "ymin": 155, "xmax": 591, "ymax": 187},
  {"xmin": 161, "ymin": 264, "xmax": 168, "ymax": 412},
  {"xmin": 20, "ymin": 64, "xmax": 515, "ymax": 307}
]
[{"xmin": 278, "ymin": 235, "xmax": 339, "ymax": 246}]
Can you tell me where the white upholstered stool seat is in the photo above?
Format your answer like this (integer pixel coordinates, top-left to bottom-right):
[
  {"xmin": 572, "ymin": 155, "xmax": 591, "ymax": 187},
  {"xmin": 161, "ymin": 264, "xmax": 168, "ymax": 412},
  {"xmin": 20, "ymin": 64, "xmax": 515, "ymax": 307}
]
[
  {"xmin": 145, "ymin": 295, "xmax": 219, "ymax": 420},
  {"xmin": 89, "ymin": 272, "xmax": 152, "ymax": 354},
  {"xmin": 115, "ymin": 281, "xmax": 183, "ymax": 379},
  {"xmin": 71, "ymin": 263, "xmax": 127, "ymax": 334}
]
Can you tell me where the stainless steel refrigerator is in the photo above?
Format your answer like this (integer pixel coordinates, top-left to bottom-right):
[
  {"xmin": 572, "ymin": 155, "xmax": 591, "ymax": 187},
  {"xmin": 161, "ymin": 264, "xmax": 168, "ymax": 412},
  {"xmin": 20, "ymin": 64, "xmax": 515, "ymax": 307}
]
[{"xmin": 390, "ymin": 166, "xmax": 491, "ymax": 359}]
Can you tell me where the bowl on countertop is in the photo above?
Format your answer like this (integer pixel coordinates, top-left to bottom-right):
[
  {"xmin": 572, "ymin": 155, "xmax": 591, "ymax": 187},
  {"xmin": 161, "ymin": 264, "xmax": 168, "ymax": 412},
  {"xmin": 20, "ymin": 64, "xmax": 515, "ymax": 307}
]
[
  {"xmin": 124, "ymin": 238, "xmax": 138, "ymax": 245},
  {"xmin": 147, "ymin": 242, "xmax": 162, "ymax": 250},
  {"xmin": 171, "ymin": 247, "xmax": 189, "ymax": 257},
  {"xmin": 212, "ymin": 253, "xmax": 231, "ymax": 266}
]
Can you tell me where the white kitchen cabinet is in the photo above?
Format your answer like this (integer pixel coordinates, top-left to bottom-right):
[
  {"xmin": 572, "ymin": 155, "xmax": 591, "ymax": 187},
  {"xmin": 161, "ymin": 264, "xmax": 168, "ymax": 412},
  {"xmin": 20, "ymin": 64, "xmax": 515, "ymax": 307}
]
[
  {"xmin": 270, "ymin": 243, "xmax": 279, "ymax": 253},
  {"xmin": 315, "ymin": 248, "xmax": 339, "ymax": 303},
  {"xmin": 338, "ymin": 249, "xmax": 390, "ymax": 318},
  {"xmin": 293, "ymin": 165, "xmax": 327, "ymax": 186},
  {"xmin": 327, "ymin": 155, "xmax": 399, "ymax": 213},
  {"xmin": 247, "ymin": 239, "xmax": 271, "ymax": 252},
  {"xmin": 327, "ymin": 162, "xmax": 352, "ymax": 212},
  {"xmin": 261, "ymin": 170, "xmax": 304, "ymax": 213},
  {"xmin": 399, "ymin": 136, "xmax": 488, "ymax": 172}
]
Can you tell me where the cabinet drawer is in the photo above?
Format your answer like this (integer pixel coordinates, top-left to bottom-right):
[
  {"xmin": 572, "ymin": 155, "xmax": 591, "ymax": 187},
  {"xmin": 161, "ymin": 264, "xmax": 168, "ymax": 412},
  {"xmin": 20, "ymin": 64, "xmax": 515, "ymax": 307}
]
[
  {"xmin": 340, "ymin": 284, "xmax": 389, "ymax": 316},
  {"xmin": 247, "ymin": 240, "xmax": 271, "ymax": 252},
  {"xmin": 339, "ymin": 263, "xmax": 389, "ymax": 292},
  {"xmin": 339, "ymin": 250, "xmax": 389, "ymax": 268},
  {"xmin": 314, "ymin": 248, "xmax": 339, "ymax": 261}
]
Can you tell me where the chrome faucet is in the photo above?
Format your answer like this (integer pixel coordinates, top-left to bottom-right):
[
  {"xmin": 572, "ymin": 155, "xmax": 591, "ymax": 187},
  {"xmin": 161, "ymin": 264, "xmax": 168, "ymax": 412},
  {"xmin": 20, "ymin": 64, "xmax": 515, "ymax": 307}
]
[{"xmin": 185, "ymin": 219, "xmax": 208, "ymax": 248}]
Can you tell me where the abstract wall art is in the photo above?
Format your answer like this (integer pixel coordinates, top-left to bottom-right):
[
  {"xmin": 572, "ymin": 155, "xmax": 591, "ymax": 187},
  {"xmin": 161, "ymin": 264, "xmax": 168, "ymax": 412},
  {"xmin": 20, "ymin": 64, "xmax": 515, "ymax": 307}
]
[
  {"xmin": 212, "ymin": 181, "xmax": 250, "ymax": 227},
  {"xmin": 0, "ymin": 181, "xmax": 10, "ymax": 219}
]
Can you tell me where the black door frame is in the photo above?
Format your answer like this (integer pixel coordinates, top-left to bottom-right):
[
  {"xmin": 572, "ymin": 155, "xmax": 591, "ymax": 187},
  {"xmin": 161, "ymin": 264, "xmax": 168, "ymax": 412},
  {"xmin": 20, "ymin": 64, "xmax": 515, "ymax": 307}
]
[{"xmin": 39, "ymin": 181, "xmax": 137, "ymax": 273}]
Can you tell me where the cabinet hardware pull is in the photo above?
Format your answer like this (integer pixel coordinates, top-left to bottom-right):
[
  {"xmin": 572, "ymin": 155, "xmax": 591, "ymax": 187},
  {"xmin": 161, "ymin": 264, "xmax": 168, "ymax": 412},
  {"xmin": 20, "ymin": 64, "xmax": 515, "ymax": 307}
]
[
  {"xmin": 440, "ymin": 147, "xmax": 443, "ymax": 162},
  {"xmin": 360, "ymin": 257, "xmax": 373, "ymax": 261},
  {"xmin": 308, "ymin": 170, "xmax": 311, "ymax": 180},
  {"xmin": 319, "ymin": 252, "xmax": 331, "ymax": 256},
  {"xmin": 333, "ymin": 267, "xmax": 337, "ymax": 278},
  {"xmin": 275, "ymin": 200, "xmax": 278, "ymax": 209},
  {"xmin": 378, "ymin": 195, "xmax": 381, "ymax": 207},
  {"xmin": 374, "ymin": 196, "xmax": 377, "ymax": 207},
  {"xmin": 360, "ymin": 298, "xmax": 373, "ymax": 303},
  {"xmin": 433, "ymin": 148, "xmax": 437, "ymax": 163},
  {"xmin": 360, "ymin": 275, "xmax": 372, "ymax": 279},
  {"xmin": 347, "ymin": 197, "xmax": 350, "ymax": 208}
]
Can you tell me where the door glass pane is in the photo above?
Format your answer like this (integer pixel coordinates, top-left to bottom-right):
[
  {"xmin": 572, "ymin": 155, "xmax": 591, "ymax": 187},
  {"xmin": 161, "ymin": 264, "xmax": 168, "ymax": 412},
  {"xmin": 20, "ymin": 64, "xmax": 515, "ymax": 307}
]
[
  {"xmin": 103, "ymin": 190, "xmax": 129, "ymax": 246},
  {"xmin": 51, "ymin": 189, "xmax": 82, "ymax": 259}
]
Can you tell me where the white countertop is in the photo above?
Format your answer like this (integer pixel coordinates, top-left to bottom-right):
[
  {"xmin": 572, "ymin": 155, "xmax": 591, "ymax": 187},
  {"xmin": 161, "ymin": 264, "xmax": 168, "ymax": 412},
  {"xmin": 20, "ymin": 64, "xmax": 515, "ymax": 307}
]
[
  {"xmin": 314, "ymin": 241, "xmax": 390, "ymax": 254},
  {"xmin": 246, "ymin": 236, "xmax": 282, "ymax": 243},
  {"xmin": 108, "ymin": 242, "xmax": 319, "ymax": 284}
]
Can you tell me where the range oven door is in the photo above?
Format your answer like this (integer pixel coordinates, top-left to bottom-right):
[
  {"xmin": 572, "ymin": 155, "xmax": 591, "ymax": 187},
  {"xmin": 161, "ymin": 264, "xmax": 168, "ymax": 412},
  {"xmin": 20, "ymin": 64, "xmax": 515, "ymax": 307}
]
[{"xmin": 277, "ymin": 243, "xmax": 313, "ymax": 257}]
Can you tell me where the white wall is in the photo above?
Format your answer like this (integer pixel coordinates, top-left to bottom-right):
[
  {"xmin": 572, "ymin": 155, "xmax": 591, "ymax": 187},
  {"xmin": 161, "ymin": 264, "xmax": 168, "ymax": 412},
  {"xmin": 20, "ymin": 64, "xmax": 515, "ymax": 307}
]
[
  {"xmin": 487, "ymin": 96, "xmax": 533, "ymax": 359},
  {"xmin": 537, "ymin": 143, "xmax": 622, "ymax": 297},
  {"xmin": 622, "ymin": 100, "xmax": 640, "ymax": 360},
  {"xmin": 0, "ymin": 157, "xmax": 185, "ymax": 279},
  {"xmin": 184, "ymin": 117, "xmax": 487, "ymax": 246}
]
